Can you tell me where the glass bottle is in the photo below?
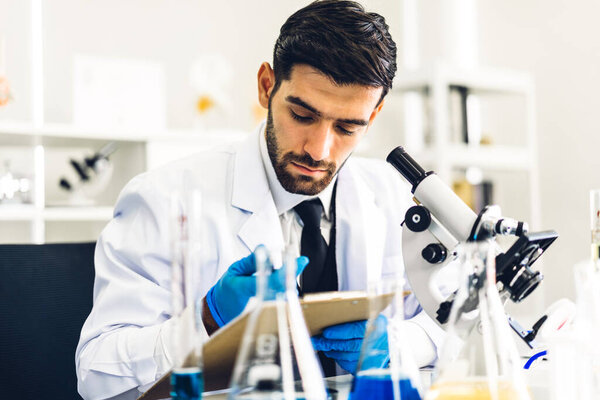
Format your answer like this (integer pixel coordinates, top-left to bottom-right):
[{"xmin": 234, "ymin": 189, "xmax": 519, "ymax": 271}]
[
  {"xmin": 425, "ymin": 241, "xmax": 530, "ymax": 400},
  {"xmin": 228, "ymin": 246, "xmax": 327, "ymax": 400},
  {"xmin": 350, "ymin": 276, "xmax": 423, "ymax": 400}
]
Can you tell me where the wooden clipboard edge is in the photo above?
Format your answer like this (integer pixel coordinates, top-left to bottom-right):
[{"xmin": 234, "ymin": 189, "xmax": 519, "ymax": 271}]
[{"xmin": 138, "ymin": 290, "xmax": 395, "ymax": 399}]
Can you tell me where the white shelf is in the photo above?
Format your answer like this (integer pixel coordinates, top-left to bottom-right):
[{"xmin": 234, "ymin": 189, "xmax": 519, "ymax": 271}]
[
  {"xmin": 0, "ymin": 119, "xmax": 249, "ymax": 242},
  {"xmin": 394, "ymin": 64, "xmax": 533, "ymax": 95},
  {"xmin": 0, "ymin": 120, "xmax": 248, "ymax": 144},
  {"xmin": 43, "ymin": 206, "xmax": 114, "ymax": 221},
  {"xmin": 0, "ymin": 204, "xmax": 37, "ymax": 220},
  {"xmin": 0, "ymin": 204, "xmax": 114, "ymax": 221},
  {"xmin": 0, "ymin": 5, "xmax": 253, "ymax": 243},
  {"xmin": 395, "ymin": 63, "xmax": 541, "ymax": 231},
  {"xmin": 411, "ymin": 144, "xmax": 531, "ymax": 171}
]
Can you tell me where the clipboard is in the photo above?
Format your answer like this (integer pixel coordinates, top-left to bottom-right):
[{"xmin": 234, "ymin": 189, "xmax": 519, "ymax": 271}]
[{"xmin": 138, "ymin": 290, "xmax": 394, "ymax": 399}]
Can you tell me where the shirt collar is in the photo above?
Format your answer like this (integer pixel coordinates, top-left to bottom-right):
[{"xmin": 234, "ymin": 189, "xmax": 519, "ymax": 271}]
[{"xmin": 259, "ymin": 125, "xmax": 336, "ymax": 219}]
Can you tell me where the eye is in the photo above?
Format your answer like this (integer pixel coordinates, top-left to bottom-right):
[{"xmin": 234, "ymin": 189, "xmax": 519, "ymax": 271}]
[
  {"xmin": 336, "ymin": 125, "xmax": 356, "ymax": 136},
  {"xmin": 290, "ymin": 110, "xmax": 314, "ymax": 123}
]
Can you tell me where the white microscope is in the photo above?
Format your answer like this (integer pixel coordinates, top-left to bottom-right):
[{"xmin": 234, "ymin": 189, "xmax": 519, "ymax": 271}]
[{"xmin": 386, "ymin": 146, "xmax": 559, "ymax": 347}]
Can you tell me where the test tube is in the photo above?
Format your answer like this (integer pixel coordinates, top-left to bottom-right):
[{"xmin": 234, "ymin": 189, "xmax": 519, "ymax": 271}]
[
  {"xmin": 590, "ymin": 190, "xmax": 600, "ymax": 263},
  {"xmin": 170, "ymin": 191, "xmax": 204, "ymax": 400}
]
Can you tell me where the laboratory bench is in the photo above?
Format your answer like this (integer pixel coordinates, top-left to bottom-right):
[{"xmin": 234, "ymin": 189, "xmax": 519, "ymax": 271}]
[{"xmin": 159, "ymin": 363, "xmax": 550, "ymax": 400}]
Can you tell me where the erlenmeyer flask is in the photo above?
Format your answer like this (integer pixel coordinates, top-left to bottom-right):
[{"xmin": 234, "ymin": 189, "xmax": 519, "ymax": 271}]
[
  {"xmin": 170, "ymin": 191, "xmax": 204, "ymax": 400},
  {"xmin": 350, "ymin": 276, "xmax": 422, "ymax": 400},
  {"xmin": 228, "ymin": 246, "xmax": 327, "ymax": 400},
  {"xmin": 549, "ymin": 189, "xmax": 600, "ymax": 400},
  {"xmin": 425, "ymin": 241, "xmax": 531, "ymax": 400}
]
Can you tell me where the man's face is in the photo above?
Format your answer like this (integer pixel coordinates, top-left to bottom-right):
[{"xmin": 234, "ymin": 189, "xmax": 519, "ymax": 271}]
[{"xmin": 263, "ymin": 64, "xmax": 383, "ymax": 195}]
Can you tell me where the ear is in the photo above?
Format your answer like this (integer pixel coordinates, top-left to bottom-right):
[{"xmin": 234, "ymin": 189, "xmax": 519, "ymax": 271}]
[
  {"xmin": 257, "ymin": 62, "xmax": 276, "ymax": 109},
  {"xmin": 368, "ymin": 98, "xmax": 385, "ymax": 126}
]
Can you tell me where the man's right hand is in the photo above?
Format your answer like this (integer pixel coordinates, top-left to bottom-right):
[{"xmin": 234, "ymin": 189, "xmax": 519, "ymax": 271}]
[{"xmin": 204, "ymin": 248, "xmax": 309, "ymax": 329}]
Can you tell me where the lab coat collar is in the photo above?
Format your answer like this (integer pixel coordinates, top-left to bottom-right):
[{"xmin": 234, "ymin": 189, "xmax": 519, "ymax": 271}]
[
  {"xmin": 258, "ymin": 125, "xmax": 336, "ymax": 218},
  {"xmin": 231, "ymin": 122, "xmax": 285, "ymax": 263},
  {"xmin": 231, "ymin": 122, "xmax": 271, "ymax": 214},
  {"xmin": 335, "ymin": 160, "xmax": 386, "ymax": 291}
]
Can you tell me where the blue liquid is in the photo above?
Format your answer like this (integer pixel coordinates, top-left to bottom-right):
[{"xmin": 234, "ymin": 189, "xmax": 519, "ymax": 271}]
[
  {"xmin": 350, "ymin": 373, "xmax": 421, "ymax": 400},
  {"xmin": 170, "ymin": 368, "xmax": 203, "ymax": 400}
]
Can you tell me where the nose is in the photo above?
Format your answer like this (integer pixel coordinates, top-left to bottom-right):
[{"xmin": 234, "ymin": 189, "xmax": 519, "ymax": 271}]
[{"xmin": 303, "ymin": 122, "xmax": 333, "ymax": 162}]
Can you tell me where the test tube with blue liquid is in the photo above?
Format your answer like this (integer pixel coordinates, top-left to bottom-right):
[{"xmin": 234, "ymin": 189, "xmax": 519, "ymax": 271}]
[
  {"xmin": 170, "ymin": 191, "xmax": 204, "ymax": 400},
  {"xmin": 350, "ymin": 277, "xmax": 422, "ymax": 400}
]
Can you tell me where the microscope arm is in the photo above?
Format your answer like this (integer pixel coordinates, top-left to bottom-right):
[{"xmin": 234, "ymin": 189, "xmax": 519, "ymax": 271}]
[{"xmin": 388, "ymin": 146, "xmax": 558, "ymax": 342}]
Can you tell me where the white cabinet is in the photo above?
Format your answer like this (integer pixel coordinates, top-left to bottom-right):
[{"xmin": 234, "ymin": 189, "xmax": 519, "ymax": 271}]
[
  {"xmin": 0, "ymin": 0, "xmax": 248, "ymax": 243},
  {"xmin": 0, "ymin": 122, "xmax": 246, "ymax": 243},
  {"xmin": 394, "ymin": 63, "xmax": 540, "ymax": 230},
  {"xmin": 391, "ymin": 63, "xmax": 545, "ymax": 317}
]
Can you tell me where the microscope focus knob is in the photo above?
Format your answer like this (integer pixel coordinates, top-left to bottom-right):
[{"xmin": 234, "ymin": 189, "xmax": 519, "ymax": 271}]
[
  {"xmin": 405, "ymin": 205, "xmax": 431, "ymax": 232},
  {"xmin": 422, "ymin": 243, "xmax": 448, "ymax": 264}
]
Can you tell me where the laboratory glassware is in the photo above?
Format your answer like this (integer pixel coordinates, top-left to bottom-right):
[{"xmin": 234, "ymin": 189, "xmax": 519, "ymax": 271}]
[
  {"xmin": 425, "ymin": 241, "xmax": 531, "ymax": 400},
  {"xmin": 228, "ymin": 246, "xmax": 327, "ymax": 400},
  {"xmin": 170, "ymin": 191, "xmax": 205, "ymax": 400},
  {"xmin": 548, "ymin": 263, "xmax": 600, "ymax": 400},
  {"xmin": 350, "ymin": 276, "xmax": 422, "ymax": 400},
  {"xmin": 0, "ymin": 160, "xmax": 32, "ymax": 204},
  {"xmin": 590, "ymin": 189, "xmax": 600, "ymax": 264},
  {"xmin": 549, "ymin": 189, "xmax": 600, "ymax": 400}
]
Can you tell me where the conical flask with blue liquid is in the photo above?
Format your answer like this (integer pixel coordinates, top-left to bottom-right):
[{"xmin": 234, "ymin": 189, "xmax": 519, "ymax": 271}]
[
  {"xmin": 228, "ymin": 246, "xmax": 327, "ymax": 400},
  {"xmin": 350, "ymin": 276, "xmax": 423, "ymax": 400}
]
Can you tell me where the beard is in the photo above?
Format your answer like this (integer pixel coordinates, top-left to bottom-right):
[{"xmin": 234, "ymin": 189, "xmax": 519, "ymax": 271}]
[{"xmin": 265, "ymin": 107, "xmax": 338, "ymax": 195}]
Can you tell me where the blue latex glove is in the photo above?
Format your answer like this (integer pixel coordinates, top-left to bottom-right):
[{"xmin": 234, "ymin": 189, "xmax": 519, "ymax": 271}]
[
  {"xmin": 311, "ymin": 315, "xmax": 389, "ymax": 374},
  {"xmin": 205, "ymin": 248, "xmax": 309, "ymax": 327}
]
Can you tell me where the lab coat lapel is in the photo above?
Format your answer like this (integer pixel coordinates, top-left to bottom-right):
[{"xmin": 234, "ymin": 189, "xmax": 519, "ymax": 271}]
[
  {"xmin": 231, "ymin": 126, "xmax": 285, "ymax": 265},
  {"xmin": 335, "ymin": 160, "xmax": 386, "ymax": 291}
]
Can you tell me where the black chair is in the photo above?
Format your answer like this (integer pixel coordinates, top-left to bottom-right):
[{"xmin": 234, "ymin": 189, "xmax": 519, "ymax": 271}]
[{"xmin": 0, "ymin": 242, "xmax": 96, "ymax": 400}]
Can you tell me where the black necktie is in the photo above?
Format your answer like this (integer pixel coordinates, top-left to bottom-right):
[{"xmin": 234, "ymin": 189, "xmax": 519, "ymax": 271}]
[
  {"xmin": 294, "ymin": 198, "xmax": 338, "ymax": 376},
  {"xmin": 294, "ymin": 199, "xmax": 328, "ymax": 294}
]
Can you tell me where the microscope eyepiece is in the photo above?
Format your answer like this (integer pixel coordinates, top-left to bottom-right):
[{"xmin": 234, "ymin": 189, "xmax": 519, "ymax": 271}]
[{"xmin": 386, "ymin": 147, "xmax": 432, "ymax": 193}]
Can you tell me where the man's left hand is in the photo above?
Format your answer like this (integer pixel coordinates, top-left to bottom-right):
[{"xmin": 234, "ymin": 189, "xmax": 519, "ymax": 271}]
[{"xmin": 311, "ymin": 316, "xmax": 389, "ymax": 374}]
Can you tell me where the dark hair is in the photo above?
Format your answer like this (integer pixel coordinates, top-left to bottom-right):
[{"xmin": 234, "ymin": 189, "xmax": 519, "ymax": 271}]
[{"xmin": 272, "ymin": 0, "xmax": 397, "ymax": 103}]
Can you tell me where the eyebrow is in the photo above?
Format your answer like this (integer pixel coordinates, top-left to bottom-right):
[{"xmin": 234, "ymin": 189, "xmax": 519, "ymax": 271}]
[{"xmin": 285, "ymin": 95, "xmax": 369, "ymax": 126}]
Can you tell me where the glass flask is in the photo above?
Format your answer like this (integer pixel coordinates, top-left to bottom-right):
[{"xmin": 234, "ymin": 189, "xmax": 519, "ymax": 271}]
[
  {"xmin": 349, "ymin": 276, "xmax": 422, "ymax": 400},
  {"xmin": 549, "ymin": 189, "xmax": 600, "ymax": 400},
  {"xmin": 425, "ymin": 241, "xmax": 531, "ymax": 400},
  {"xmin": 170, "ymin": 191, "xmax": 204, "ymax": 400},
  {"xmin": 228, "ymin": 247, "xmax": 327, "ymax": 400}
]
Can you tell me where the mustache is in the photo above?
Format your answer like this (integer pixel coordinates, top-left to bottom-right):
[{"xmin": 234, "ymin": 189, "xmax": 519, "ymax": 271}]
[{"xmin": 282, "ymin": 152, "xmax": 336, "ymax": 172}]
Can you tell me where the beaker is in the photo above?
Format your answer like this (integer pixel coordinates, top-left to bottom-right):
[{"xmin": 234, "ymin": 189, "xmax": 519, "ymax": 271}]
[
  {"xmin": 350, "ymin": 276, "xmax": 422, "ymax": 400},
  {"xmin": 170, "ymin": 191, "xmax": 204, "ymax": 400},
  {"xmin": 425, "ymin": 241, "xmax": 531, "ymax": 400},
  {"xmin": 228, "ymin": 247, "xmax": 327, "ymax": 400}
]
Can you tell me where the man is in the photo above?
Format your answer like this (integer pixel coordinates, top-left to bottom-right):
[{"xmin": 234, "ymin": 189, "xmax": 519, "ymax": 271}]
[{"xmin": 76, "ymin": 1, "xmax": 444, "ymax": 399}]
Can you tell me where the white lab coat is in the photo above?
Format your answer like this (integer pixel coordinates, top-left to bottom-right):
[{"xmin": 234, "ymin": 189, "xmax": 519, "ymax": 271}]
[{"xmin": 75, "ymin": 122, "xmax": 445, "ymax": 400}]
